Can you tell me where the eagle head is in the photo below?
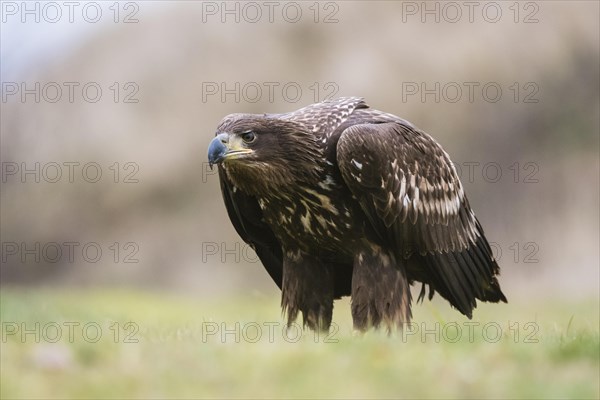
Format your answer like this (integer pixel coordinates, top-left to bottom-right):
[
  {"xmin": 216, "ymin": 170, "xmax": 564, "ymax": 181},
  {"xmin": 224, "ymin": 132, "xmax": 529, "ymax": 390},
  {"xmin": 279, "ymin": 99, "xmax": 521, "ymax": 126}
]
[{"xmin": 208, "ymin": 113, "xmax": 322, "ymax": 194}]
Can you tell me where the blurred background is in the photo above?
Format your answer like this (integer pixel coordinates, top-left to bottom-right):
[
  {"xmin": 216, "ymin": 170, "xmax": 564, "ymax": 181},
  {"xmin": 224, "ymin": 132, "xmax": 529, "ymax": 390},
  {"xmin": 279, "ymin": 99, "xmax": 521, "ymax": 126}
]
[{"xmin": 1, "ymin": 1, "xmax": 599, "ymax": 302}]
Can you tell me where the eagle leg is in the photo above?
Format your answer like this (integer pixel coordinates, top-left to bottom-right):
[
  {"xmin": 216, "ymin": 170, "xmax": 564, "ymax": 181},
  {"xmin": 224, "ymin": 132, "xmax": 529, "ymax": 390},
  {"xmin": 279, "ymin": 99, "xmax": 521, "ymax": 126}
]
[
  {"xmin": 351, "ymin": 243, "xmax": 412, "ymax": 332},
  {"xmin": 281, "ymin": 250, "xmax": 334, "ymax": 332}
]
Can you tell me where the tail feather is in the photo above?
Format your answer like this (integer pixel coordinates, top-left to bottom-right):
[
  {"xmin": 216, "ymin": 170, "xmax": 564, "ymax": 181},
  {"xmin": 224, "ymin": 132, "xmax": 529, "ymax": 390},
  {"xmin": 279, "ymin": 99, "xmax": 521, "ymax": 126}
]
[{"xmin": 419, "ymin": 234, "xmax": 507, "ymax": 318}]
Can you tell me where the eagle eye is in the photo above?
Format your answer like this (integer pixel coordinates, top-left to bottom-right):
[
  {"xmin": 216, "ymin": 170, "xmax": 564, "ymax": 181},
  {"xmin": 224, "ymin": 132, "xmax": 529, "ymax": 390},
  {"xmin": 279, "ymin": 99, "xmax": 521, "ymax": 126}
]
[{"xmin": 241, "ymin": 131, "xmax": 256, "ymax": 143}]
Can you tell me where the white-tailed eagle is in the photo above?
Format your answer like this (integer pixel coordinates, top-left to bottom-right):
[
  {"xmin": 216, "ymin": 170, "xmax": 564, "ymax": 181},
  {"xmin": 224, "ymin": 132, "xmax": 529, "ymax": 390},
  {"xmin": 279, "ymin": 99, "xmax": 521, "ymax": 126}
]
[{"xmin": 208, "ymin": 97, "xmax": 506, "ymax": 331}]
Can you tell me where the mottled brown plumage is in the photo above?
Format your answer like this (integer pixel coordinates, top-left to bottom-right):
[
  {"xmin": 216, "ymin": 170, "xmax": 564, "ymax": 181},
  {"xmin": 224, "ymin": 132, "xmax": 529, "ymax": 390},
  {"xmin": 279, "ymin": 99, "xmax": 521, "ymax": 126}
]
[{"xmin": 207, "ymin": 97, "xmax": 506, "ymax": 332}]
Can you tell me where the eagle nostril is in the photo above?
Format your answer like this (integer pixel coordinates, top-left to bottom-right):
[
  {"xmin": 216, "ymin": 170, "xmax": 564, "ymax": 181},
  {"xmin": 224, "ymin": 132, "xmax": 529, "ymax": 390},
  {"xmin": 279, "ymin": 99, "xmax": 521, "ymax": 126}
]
[{"xmin": 217, "ymin": 132, "xmax": 229, "ymax": 145}]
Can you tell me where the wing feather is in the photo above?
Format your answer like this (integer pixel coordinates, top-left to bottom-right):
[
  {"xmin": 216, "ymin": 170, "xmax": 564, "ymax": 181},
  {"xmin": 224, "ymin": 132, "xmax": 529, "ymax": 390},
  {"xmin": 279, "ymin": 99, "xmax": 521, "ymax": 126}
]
[
  {"xmin": 218, "ymin": 166, "xmax": 283, "ymax": 288},
  {"xmin": 337, "ymin": 122, "xmax": 506, "ymax": 316}
]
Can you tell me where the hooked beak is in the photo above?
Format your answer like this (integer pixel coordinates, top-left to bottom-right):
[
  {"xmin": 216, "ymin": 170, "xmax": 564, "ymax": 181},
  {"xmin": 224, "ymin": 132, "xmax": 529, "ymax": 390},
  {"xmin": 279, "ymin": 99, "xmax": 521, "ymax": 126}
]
[{"xmin": 208, "ymin": 132, "xmax": 253, "ymax": 168}]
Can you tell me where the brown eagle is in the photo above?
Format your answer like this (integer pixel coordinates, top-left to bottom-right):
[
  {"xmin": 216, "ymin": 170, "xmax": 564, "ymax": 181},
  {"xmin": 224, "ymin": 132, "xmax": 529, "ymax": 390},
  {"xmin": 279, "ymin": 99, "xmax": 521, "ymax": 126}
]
[{"xmin": 208, "ymin": 97, "xmax": 506, "ymax": 332}]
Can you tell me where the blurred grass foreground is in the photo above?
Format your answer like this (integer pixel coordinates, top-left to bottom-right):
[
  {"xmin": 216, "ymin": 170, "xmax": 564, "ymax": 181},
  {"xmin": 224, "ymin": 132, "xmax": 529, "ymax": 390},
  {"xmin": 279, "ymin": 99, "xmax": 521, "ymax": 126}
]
[{"xmin": 1, "ymin": 288, "xmax": 598, "ymax": 399}]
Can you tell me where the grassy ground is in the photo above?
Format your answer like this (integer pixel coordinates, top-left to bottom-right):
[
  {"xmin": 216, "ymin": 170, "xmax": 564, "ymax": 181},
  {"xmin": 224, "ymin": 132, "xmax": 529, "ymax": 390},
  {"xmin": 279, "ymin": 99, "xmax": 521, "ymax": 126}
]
[{"xmin": 1, "ymin": 288, "xmax": 598, "ymax": 399}]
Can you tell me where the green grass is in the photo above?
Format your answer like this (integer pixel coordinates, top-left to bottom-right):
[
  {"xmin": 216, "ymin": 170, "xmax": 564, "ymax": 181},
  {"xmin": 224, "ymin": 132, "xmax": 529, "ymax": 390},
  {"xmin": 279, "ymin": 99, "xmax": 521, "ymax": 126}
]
[{"xmin": 1, "ymin": 288, "xmax": 598, "ymax": 399}]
